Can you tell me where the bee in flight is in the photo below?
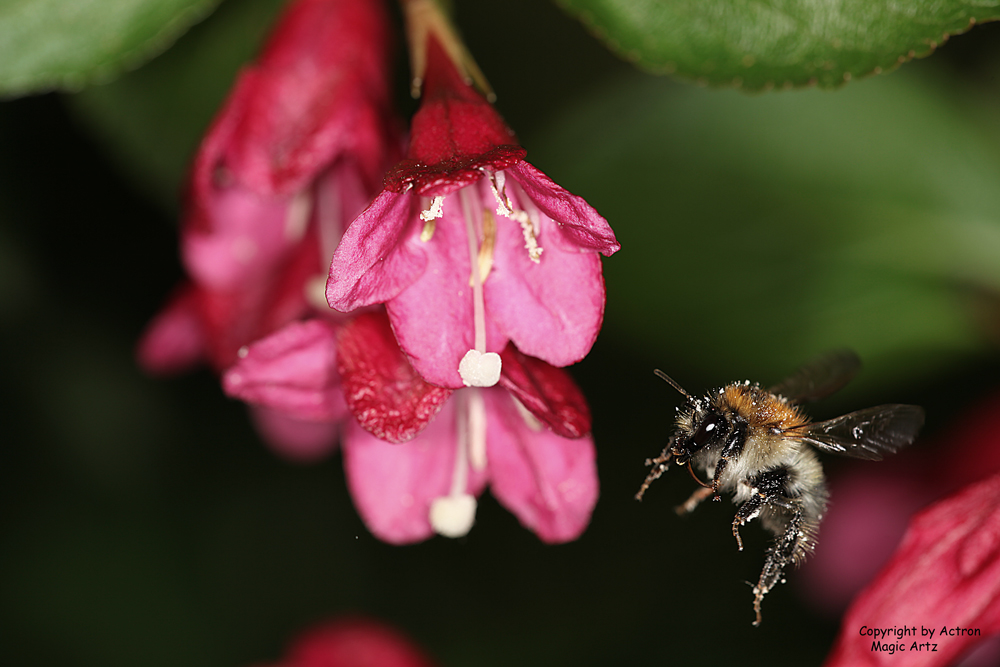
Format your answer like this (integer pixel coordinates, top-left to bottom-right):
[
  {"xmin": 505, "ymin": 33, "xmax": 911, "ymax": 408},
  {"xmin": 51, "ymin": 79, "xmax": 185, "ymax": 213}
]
[{"xmin": 636, "ymin": 350, "xmax": 924, "ymax": 626}]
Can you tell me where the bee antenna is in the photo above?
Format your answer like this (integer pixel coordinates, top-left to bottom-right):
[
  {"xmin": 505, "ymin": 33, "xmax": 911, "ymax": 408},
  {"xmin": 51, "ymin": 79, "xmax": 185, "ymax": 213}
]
[{"xmin": 653, "ymin": 369, "xmax": 690, "ymax": 398}]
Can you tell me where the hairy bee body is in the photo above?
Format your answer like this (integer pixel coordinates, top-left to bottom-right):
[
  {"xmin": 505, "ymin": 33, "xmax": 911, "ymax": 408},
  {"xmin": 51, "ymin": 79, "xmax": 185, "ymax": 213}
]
[
  {"xmin": 685, "ymin": 383, "xmax": 826, "ymax": 566},
  {"xmin": 638, "ymin": 352, "xmax": 924, "ymax": 626}
]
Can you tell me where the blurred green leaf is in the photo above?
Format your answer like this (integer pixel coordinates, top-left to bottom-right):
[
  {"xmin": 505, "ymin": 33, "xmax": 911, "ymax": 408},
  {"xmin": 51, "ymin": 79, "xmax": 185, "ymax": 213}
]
[
  {"xmin": 556, "ymin": 0, "xmax": 1000, "ymax": 91},
  {"xmin": 67, "ymin": 0, "xmax": 286, "ymax": 210},
  {"xmin": 527, "ymin": 67, "xmax": 1000, "ymax": 388},
  {"xmin": 0, "ymin": 0, "xmax": 222, "ymax": 97}
]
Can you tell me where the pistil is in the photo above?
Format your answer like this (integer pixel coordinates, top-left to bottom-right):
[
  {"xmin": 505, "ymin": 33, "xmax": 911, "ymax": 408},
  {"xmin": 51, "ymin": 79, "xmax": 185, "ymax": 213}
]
[
  {"xmin": 429, "ymin": 391, "xmax": 479, "ymax": 537},
  {"xmin": 457, "ymin": 187, "xmax": 501, "ymax": 387}
]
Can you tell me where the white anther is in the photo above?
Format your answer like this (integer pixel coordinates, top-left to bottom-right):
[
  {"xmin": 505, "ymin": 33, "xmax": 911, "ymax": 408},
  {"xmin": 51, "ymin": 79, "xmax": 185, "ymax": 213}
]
[
  {"xmin": 459, "ymin": 350, "xmax": 501, "ymax": 387},
  {"xmin": 429, "ymin": 494, "xmax": 477, "ymax": 537},
  {"xmin": 420, "ymin": 195, "xmax": 445, "ymax": 222}
]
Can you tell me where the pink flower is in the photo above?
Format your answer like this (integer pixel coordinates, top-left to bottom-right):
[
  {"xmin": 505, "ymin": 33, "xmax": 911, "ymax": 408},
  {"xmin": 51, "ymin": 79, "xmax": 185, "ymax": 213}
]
[
  {"xmin": 326, "ymin": 34, "xmax": 620, "ymax": 389},
  {"xmin": 801, "ymin": 391, "xmax": 1000, "ymax": 616},
  {"xmin": 335, "ymin": 311, "xmax": 598, "ymax": 544},
  {"xmin": 256, "ymin": 617, "xmax": 435, "ymax": 667},
  {"xmin": 136, "ymin": 0, "xmax": 400, "ymax": 459},
  {"xmin": 823, "ymin": 472, "xmax": 1000, "ymax": 667},
  {"xmin": 138, "ymin": 0, "xmax": 398, "ymax": 374}
]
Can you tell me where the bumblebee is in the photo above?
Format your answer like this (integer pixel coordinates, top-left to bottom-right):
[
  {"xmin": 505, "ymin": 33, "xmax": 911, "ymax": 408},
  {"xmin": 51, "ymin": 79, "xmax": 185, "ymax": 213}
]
[{"xmin": 636, "ymin": 350, "xmax": 924, "ymax": 626}]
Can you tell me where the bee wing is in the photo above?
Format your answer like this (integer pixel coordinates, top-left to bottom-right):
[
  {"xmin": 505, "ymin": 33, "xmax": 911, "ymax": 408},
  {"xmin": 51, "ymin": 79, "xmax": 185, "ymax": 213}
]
[
  {"xmin": 795, "ymin": 405, "xmax": 925, "ymax": 460},
  {"xmin": 767, "ymin": 349, "xmax": 861, "ymax": 405}
]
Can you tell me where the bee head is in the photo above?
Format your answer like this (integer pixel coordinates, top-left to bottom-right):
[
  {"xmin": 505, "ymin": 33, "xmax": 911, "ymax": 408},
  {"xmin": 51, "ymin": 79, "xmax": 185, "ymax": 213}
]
[{"xmin": 672, "ymin": 407, "xmax": 728, "ymax": 465}]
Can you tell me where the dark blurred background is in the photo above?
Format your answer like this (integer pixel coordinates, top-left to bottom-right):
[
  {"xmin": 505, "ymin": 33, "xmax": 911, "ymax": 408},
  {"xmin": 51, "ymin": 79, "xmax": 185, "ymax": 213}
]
[{"xmin": 4, "ymin": 1, "xmax": 1000, "ymax": 665}]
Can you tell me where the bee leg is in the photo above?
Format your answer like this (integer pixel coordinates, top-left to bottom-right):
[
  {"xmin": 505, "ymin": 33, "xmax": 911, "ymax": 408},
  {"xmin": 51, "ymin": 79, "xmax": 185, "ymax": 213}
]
[
  {"xmin": 675, "ymin": 486, "xmax": 713, "ymax": 515},
  {"xmin": 752, "ymin": 500, "xmax": 804, "ymax": 627},
  {"xmin": 713, "ymin": 422, "xmax": 748, "ymax": 500},
  {"xmin": 731, "ymin": 492, "xmax": 764, "ymax": 552},
  {"xmin": 745, "ymin": 466, "xmax": 807, "ymax": 627},
  {"xmin": 711, "ymin": 458, "xmax": 727, "ymax": 500},
  {"xmin": 732, "ymin": 465, "xmax": 789, "ymax": 552},
  {"xmin": 635, "ymin": 447, "xmax": 673, "ymax": 501}
]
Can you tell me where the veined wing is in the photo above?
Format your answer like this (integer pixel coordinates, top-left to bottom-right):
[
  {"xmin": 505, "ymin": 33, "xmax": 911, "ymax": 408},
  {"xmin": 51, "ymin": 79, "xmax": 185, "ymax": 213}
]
[{"xmin": 793, "ymin": 404, "xmax": 925, "ymax": 460}]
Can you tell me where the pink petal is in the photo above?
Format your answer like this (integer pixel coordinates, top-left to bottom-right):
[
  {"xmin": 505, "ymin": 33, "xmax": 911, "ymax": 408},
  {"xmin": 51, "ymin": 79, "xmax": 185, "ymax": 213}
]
[
  {"xmin": 222, "ymin": 319, "xmax": 346, "ymax": 422},
  {"xmin": 195, "ymin": 226, "xmax": 320, "ymax": 371},
  {"xmin": 824, "ymin": 473, "xmax": 1000, "ymax": 667},
  {"xmin": 497, "ymin": 345, "xmax": 591, "ymax": 439},
  {"xmin": 249, "ymin": 405, "xmax": 339, "ymax": 463},
  {"xmin": 199, "ymin": 0, "xmax": 395, "ymax": 197},
  {"xmin": 506, "ymin": 161, "xmax": 619, "ymax": 256},
  {"xmin": 383, "ymin": 194, "xmax": 507, "ymax": 388},
  {"xmin": 326, "ymin": 190, "xmax": 427, "ymax": 312},
  {"xmin": 275, "ymin": 617, "xmax": 436, "ymax": 667},
  {"xmin": 336, "ymin": 311, "xmax": 453, "ymax": 443},
  {"xmin": 799, "ymin": 467, "xmax": 928, "ymax": 616},
  {"xmin": 136, "ymin": 284, "xmax": 206, "ymax": 375},
  {"xmin": 183, "ymin": 0, "xmax": 397, "ymax": 291},
  {"xmin": 484, "ymin": 389, "xmax": 598, "ymax": 543},
  {"xmin": 341, "ymin": 399, "xmax": 488, "ymax": 545},
  {"xmin": 484, "ymin": 177, "xmax": 607, "ymax": 367},
  {"xmin": 183, "ymin": 182, "xmax": 296, "ymax": 291}
]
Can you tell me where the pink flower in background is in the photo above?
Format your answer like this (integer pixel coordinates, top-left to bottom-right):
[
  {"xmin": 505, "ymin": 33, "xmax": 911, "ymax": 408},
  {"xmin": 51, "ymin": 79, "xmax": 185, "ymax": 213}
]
[
  {"xmin": 138, "ymin": 0, "xmax": 398, "ymax": 373},
  {"xmin": 137, "ymin": 0, "xmax": 398, "ymax": 455},
  {"xmin": 326, "ymin": 35, "xmax": 620, "ymax": 390},
  {"xmin": 336, "ymin": 312, "xmax": 597, "ymax": 544},
  {"xmin": 801, "ymin": 391, "xmax": 1000, "ymax": 616},
  {"xmin": 222, "ymin": 318, "xmax": 348, "ymax": 461},
  {"xmin": 258, "ymin": 617, "xmax": 435, "ymax": 667},
  {"xmin": 823, "ymin": 472, "xmax": 1000, "ymax": 667}
]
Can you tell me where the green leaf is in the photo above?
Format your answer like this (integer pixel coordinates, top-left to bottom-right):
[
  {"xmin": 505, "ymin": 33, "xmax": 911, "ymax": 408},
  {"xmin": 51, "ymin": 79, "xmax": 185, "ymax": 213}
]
[
  {"xmin": 0, "ymin": 0, "xmax": 222, "ymax": 97},
  {"xmin": 556, "ymin": 0, "xmax": 1000, "ymax": 91},
  {"xmin": 526, "ymin": 67, "xmax": 1000, "ymax": 389},
  {"xmin": 67, "ymin": 0, "xmax": 286, "ymax": 210}
]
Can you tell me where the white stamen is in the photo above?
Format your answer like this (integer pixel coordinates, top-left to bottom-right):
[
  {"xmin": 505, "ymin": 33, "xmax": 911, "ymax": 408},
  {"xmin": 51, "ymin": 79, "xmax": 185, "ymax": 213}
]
[
  {"xmin": 459, "ymin": 349, "xmax": 501, "ymax": 387},
  {"xmin": 430, "ymin": 391, "xmax": 479, "ymax": 538},
  {"xmin": 511, "ymin": 396, "xmax": 543, "ymax": 431},
  {"xmin": 429, "ymin": 494, "xmax": 477, "ymax": 537},
  {"xmin": 468, "ymin": 389, "xmax": 488, "ymax": 471},
  {"xmin": 304, "ymin": 275, "xmax": 331, "ymax": 311},
  {"xmin": 420, "ymin": 195, "xmax": 445, "ymax": 222},
  {"xmin": 492, "ymin": 169, "xmax": 506, "ymax": 195},
  {"xmin": 458, "ymin": 188, "xmax": 501, "ymax": 387},
  {"xmin": 284, "ymin": 189, "xmax": 312, "ymax": 241},
  {"xmin": 488, "ymin": 171, "xmax": 542, "ymax": 263},
  {"xmin": 460, "ymin": 188, "xmax": 487, "ymax": 353},
  {"xmin": 517, "ymin": 212, "xmax": 543, "ymax": 262},
  {"xmin": 488, "ymin": 171, "xmax": 514, "ymax": 218}
]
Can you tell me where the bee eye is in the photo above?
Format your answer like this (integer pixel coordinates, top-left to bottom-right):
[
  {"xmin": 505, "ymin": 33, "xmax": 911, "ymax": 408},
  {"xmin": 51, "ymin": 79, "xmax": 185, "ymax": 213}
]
[{"xmin": 690, "ymin": 412, "xmax": 725, "ymax": 450}]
